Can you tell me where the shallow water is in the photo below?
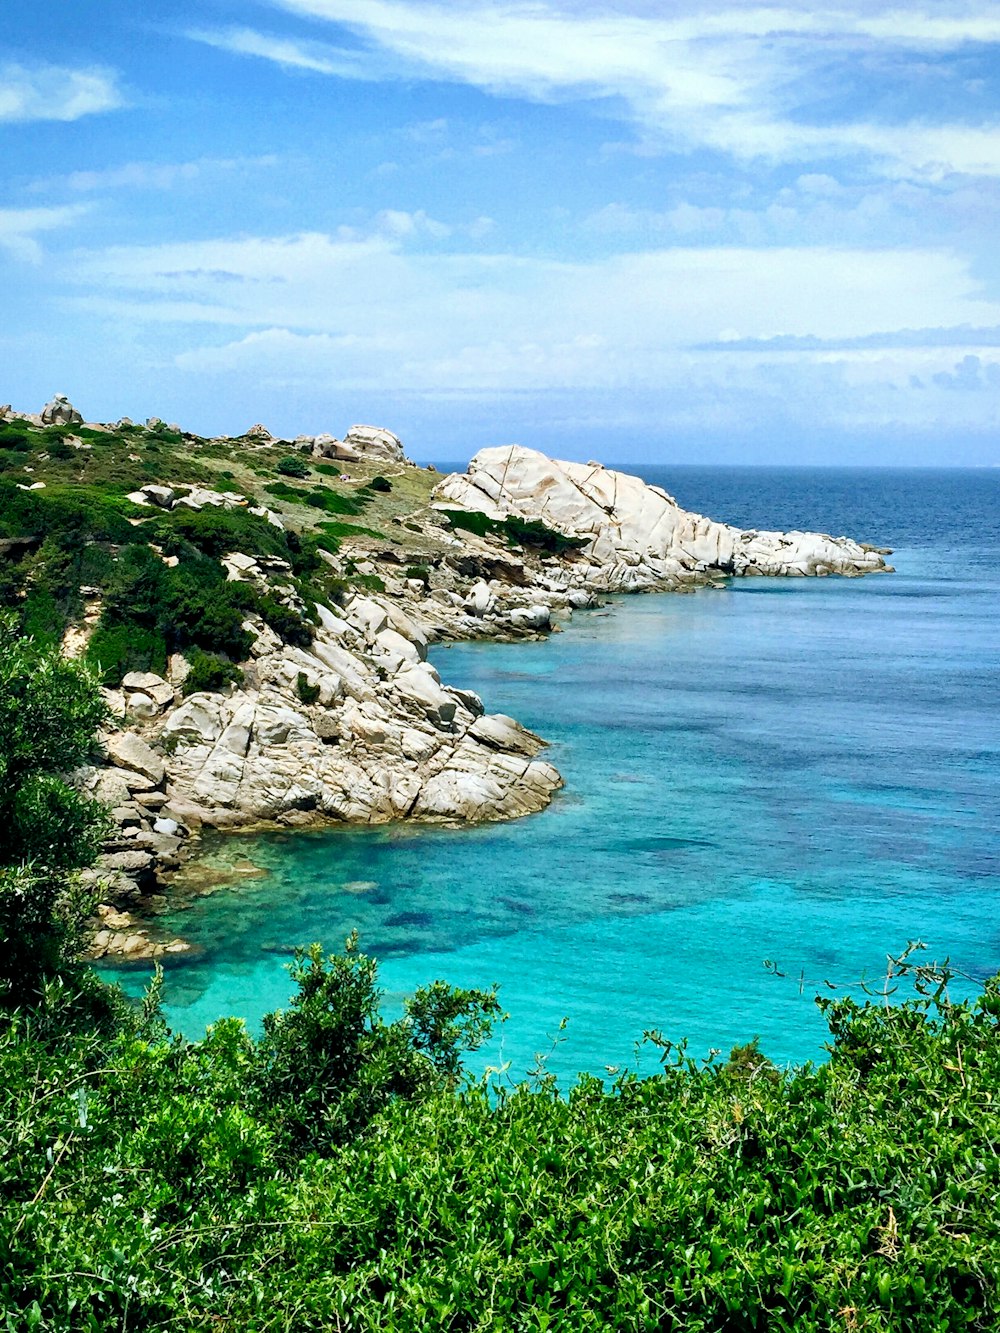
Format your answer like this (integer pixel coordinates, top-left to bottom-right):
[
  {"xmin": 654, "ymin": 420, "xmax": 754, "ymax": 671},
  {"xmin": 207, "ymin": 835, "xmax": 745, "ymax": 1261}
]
[{"xmin": 111, "ymin": 468, "xmax": 1000, "ymax": 1080}]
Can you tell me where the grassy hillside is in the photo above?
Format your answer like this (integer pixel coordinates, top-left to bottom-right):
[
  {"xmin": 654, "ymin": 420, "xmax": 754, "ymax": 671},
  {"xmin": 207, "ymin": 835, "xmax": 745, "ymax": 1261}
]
[{"xmin": 0, "ymin": 417, "xmax": 447, "ymax": 685}]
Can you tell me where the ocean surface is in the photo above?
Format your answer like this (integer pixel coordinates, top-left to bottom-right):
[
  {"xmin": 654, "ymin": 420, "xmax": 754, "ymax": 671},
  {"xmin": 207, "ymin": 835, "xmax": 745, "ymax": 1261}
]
[{"xmin": 111, "ymin": 467, "xmax": 1000, "ymax": 1080}]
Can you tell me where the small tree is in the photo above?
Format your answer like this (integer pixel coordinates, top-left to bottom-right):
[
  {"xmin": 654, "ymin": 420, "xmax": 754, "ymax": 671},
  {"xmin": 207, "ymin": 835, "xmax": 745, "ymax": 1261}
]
[
  {"xmin": 255, "ymin": 933, "xmax": 501, "ymax": 1152},
  {"xmin": 0, "ymin": 613, "xmax": 111, "ymax": 1011}
]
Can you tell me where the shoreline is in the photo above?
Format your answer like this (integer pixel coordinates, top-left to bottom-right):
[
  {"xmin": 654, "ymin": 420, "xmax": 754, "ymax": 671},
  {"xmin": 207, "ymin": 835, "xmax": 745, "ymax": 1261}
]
[{"xmin": 60, "ymin": 436, "xmax": 891, "ymax": 964}]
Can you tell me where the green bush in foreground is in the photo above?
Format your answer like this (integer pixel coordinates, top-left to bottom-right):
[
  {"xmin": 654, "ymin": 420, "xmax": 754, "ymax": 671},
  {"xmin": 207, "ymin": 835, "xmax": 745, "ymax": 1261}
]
[{"xmin": 2, "ymin": 943, "xmax": 1000, "ymax": 1331}]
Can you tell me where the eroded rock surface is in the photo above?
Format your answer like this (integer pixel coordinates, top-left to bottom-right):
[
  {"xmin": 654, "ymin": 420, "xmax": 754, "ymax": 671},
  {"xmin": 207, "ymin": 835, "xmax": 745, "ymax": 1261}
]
[{"xmin": 433, "ymin": 446, "xmax": 891, "ymax": 590}]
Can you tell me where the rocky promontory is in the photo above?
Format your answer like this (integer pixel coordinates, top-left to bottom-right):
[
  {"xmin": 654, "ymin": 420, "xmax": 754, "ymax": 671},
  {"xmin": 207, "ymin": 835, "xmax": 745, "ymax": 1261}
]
[
  {"xmin": 0, "ymin": 398, "xmax": 892, "ymax": 959},
  {"xmin": 434, "ymin": 446, "xmax": 891, "ymax": 590}
]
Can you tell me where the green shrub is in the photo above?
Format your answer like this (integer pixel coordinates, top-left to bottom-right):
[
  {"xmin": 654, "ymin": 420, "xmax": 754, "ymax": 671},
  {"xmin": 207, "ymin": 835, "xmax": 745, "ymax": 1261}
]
[
  {"xmin": 364, "ymin": 475, "xmax": 392, "ymax": 493},
  {"xmin": 182, "ymin": 651, "xmax": 244, "ymax": 696},
  {"xmin": 405, "ymin": 564, "xmax": 431, "ymax": 588},
  {"xmin": 277, "ymin": 455, "xmax": 311, "ymax": 479},
  {"xmin": 438, "ymin": 507, "xmax": 587, "ymax": 555},
  {"xmin": 157, "ymin": 507, "xmax": 289, "ymax": 561},
  {"xmin": 86, "ymin": 623, "xmax": 168, "ymax": 684},
  {"xmin": 295, "ymin": 671, "xmax": 321, "ymax": 705}
]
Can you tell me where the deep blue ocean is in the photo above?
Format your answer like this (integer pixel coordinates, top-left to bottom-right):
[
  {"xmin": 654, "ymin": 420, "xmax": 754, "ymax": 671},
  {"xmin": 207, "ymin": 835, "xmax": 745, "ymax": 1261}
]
[{"xmin": 112, "ymin": 467, "xmax": 1000, "ymax": 1080}]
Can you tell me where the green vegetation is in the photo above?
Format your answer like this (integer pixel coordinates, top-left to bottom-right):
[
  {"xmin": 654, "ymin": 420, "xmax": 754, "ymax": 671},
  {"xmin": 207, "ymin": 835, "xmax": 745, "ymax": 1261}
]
[
  {"xmin": 182, "ymin": 650, "xmax": 245, "ymax": 697},
  {"xmin": 3, "ymin": 635, "xmax": 1000, "ymax": 1329},
  {"xmin": 295, "ymin": 670, "xmax": 321, "ymax": 705},
  {"xmin": 315, "ymin": 518, "xmax": 388, "ymax": 543},
  {"xmin": 0, "ymin": 619, "xmax": 115, "ymax": 1022},
  {"xmin": 438, "ymin": 507, "xmax": 588, "ymax": 555},
  {"xmin": 276, "ymin": 454, "xmax": 311, "ymax": 479}
]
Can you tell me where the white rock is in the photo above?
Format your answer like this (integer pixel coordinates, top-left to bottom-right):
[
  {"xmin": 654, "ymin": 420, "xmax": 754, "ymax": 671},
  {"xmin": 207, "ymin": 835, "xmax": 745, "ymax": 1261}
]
[
  {"xmin": 127, "ymin": 693, "xmax": 159, "ymax": 720},
  {"xmin": 465, "ymin": 580, "xmax": 495, "ymax": 617},
  {"xmin": 105, "ymin": 732, "xmax": 165, "ymax": 785},
  {"xmin": 507, "ymin": 604, "xmax": 551, "ymax": 631},
  {"xmin": 342, "ymin": 424, "xmax": 405, "ymax": 463},
  {"xmin": 434, "ymin": 446, "xmax": 889, "ymax": 589}
]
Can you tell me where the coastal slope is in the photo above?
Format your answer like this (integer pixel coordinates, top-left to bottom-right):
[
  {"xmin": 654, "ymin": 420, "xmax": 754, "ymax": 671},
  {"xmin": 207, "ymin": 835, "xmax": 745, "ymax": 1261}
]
[{"xmin": 434, "ymin": 445, "xmax": 891, "ymax": 590}]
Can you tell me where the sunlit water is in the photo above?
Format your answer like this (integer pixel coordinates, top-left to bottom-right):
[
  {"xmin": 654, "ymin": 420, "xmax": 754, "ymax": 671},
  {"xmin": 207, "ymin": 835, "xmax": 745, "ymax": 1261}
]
[{"xmin": 110, "ymin": 468, "xmax": 1000, "ymax": 1079}]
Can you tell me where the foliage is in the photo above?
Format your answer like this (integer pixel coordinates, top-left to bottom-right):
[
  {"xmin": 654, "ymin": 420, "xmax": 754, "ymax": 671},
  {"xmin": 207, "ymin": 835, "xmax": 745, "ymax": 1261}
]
[
  {"xmin": 439, "ymin": 507, "xmax": 587, "ymax": 555},
  {"xmin": 182, "ymin": 651, "xmax": 245, "ymax": 697},
  {"xmin": 364, "ymin": 474, "xmax": 392, "ymax": 493},
  {"xmin": 2, "ymin": 947, "xmax": 1000, "ymax": 1329},
  {"xmin": 295, "ymin": 671, "xmax": 321, "ymax": 705},
  {"xmin": 155, "ymin": 506, "xmax": 289, "ymax": 562},
  {"xmin": 276, "ymin": 454, "xmax": 311, "ymax": 479},
  {"xmin": 265, "ymin": 480, "xmax": 370, "ymax": 516},
  {"xmin": 0, "ymin": 615, "xmax": 109, "ymax": 872},
  {"xmin": 0, "ymin": 617, "xmax": 111, "ymax": 1012}
]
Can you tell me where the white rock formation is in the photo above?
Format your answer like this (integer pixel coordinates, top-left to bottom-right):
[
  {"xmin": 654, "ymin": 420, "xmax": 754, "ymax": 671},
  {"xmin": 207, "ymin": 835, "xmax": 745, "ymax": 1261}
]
[
  {"xmin": 41, "ymin": 393, "xmax": 83, "ymax": 426},
  {"xmin": 342, "ymin": 425, "xmax": 406, "ymax": 464},
  {"xmin": 433, "ymin": 446, "xmax": 890, "ymax": 590},
  {"xmin": 146, "ymin": 593, "xmax": 561, "ymax": 828}
]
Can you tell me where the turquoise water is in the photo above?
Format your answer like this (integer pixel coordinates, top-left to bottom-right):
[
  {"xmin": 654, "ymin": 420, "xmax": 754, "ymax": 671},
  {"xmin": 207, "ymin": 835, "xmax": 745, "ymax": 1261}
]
[{"xmin": 112, "ymin": 468, "xmax": 1000, "ymax": 1079}]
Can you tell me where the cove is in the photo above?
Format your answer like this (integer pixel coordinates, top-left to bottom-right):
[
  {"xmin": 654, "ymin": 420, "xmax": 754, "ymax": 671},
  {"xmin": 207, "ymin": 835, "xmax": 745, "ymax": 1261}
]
[{"xmin": 112, "ymin": 468, "xmax": 1000, "ymax": 1081}]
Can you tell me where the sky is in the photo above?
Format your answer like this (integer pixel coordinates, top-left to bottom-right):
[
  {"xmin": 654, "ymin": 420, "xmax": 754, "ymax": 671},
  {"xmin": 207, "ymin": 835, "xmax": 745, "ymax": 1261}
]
[{"xmin": 3, "ymin": 1, "xmax": 1000, "ymax": 464}]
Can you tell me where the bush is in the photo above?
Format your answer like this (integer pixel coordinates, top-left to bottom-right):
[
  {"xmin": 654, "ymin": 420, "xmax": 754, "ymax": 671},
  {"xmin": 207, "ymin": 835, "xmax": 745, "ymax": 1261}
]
[
  {"xmin": 295, "ymin": 671, "xmax": 321, "ymax": 705},
  {"xmin": 277, "ymin": 455, "xmax": 311, "ymax": 479},
  {"xmin": 87, "ymin": 623, "xmax": 168, "ymax": 684},
  {"xmin": 0, "ymin": 616, "xmax": 111, "ymax": 1010},
  {"xmin": 364, "ymin": 475, "xmax": 392, "ymax": 493},
  {"xmin": 183, "ymin": 651, "xmax": 244, "ymax": 696},
  {"xmin": 438, "ymin": 507, "xmax": 587, "ymax": 555}
]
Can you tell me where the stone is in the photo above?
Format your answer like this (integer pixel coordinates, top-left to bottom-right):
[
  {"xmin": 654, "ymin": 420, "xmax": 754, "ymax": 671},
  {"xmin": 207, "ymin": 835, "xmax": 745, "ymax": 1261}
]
[
  {"xmin": 342, "ymin": 424, "xmax": 406, "ymax": 463},
  {"xmin": 465, "ymin": 580, "xmax": 496, "ymax": 617},
  {"xmin": 153, "ymin": 817, "xmax": 180, "ymax": 836},
  {"xmin": 245, "ymin": 423, "xmax": 273, "ymax": 440},
  {"xmin": 508, "ymin": 604, "xmax": 551, "ymax": 631},
  {"xmin": 122, "ymin": 672, "xmax": 174, "ymax": 708},
  {"xmin": 312, "ymin": 434, "xmax": 361, "ymax": 463},
  {"xmin": 98, "ymin": 849, "xmax": 155, "ymax": 873},
  {"xmin": 128, "ymin": 692, "xmax": 160, "ymax": 720},
  {"xmin": 434, "ymin": 447, "xmax": 890, "ymax": 589},
  {"xmin": 393, "ymin": 664, "xmax": 458, "ymax": 726},
  {"xmin": 40, "ymin": 393, "xmax": 83, "ymax": 426},
  {"xmin": 470, "ymin": 713, "xmax": 542, "ymax": 756},
  {"xmin": 105, "ymin": 732, "xmax": 166, "ymax": 785},
  {"xmin": 111, "ymin": 805, "xmax": 143, "ymax": 828},
  {"xmin": 140, "ymin": 485, "xmax": 176, "ymax": 508}
]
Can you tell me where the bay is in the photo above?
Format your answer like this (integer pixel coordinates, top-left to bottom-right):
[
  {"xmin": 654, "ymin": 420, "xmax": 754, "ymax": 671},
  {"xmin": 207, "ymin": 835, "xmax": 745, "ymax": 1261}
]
[{"xmin": 111, "ymin": 467, "xmax": 1000, "ymax": 1079}]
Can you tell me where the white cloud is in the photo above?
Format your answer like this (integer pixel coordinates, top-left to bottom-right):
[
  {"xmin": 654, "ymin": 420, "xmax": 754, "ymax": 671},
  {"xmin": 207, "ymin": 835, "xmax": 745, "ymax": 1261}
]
[
  {"xmin": 0, "ymin": 204, "xmax": 90, "ymax": 263},
  {"xmin": 184, "ymin": 26, "xmax": 380, "ymax": 79},
  {"xmin": 0, "ymin": 61, "xmax": 123, "ymax": 123},
  {"xmin": 199, "ymin": 1, "xmax": 1000, "ymax": 177},
  {"xmin": 29, "ymin": 155, "xmax": 279, "ymax": 195},
  {"xmin": 66, "ymin": 226, "xmax": 1000, "ymax": 400}
]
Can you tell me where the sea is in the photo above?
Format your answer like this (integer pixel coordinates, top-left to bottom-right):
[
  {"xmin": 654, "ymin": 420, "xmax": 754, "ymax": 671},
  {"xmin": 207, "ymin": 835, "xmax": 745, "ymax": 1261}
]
[{"xmin": 110, "ymin": 466, "xmax": 1000, "ymax": 1081}]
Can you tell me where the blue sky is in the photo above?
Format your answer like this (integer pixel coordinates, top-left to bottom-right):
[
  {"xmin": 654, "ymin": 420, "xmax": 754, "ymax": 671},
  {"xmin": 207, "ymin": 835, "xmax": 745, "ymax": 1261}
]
[{"xmin": 3, "ymin": 1, "xmax": 1000, "ymax": 463}]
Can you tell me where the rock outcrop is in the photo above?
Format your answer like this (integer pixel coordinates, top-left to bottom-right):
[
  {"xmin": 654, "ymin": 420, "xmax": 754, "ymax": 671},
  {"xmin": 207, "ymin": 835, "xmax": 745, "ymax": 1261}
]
[
  {"xmin": 92, "ymin": 593, "xmax": 561, "ymax": 849},
  {"xmin": 41, "ymin": 393, "xmax": 83, "ymax": 426},
  {"xmin": 433, "ymin": 446, "xmax": 891, "ymax": 590}
]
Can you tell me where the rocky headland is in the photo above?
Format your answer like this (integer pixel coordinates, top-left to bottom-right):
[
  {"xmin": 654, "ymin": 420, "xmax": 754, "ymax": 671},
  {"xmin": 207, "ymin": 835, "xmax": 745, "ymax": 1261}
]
[{"xmin": 0, "ymin": 398, "xmax": 891, "ymax": 960}]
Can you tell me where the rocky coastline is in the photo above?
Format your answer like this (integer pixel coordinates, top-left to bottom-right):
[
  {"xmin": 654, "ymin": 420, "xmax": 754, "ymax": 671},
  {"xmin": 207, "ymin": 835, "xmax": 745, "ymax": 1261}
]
[{"xmin": 2, "ymin": 400, "xmax": 890, "ymax": 962}]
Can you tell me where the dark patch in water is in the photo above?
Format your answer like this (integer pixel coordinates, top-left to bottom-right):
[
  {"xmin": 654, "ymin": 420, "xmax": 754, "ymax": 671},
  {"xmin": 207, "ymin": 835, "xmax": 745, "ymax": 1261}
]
[
  {"xmin": 620, "ymin": 835, "xmax": 713, "ymax": 853},
  {"xmin": 607, "ymin": 892, "xmax": 651, "ymax": 907},
  {"xmin": 500, "ymin": 897, "xmax": 536, "ymax": 916},
  {"xmin": 384, "ymin": 910, "xmax": 435, "ymax": 929}
]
